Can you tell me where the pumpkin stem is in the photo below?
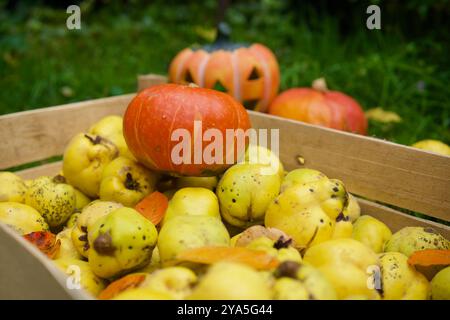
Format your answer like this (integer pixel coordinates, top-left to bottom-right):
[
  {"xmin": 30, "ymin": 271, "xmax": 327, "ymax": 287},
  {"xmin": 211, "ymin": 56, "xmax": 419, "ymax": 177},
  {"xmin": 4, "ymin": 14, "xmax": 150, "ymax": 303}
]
[{"xmin": 312, "ymin": 77, "xmax": 329, "ymax": 92}]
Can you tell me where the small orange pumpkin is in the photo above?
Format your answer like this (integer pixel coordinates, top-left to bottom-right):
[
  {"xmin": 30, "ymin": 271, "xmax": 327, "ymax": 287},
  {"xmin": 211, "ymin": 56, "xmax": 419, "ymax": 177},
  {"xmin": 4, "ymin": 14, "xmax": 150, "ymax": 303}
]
[
  {"xmin": 269, "ymin": 78, "xmax": 367, "ymax": 135},
  {"xmin": 123, "ymin": 83, "xmax": 251, "ymax": 177},
  {"xmin": 168, "ymin": 29, "xmax": 279, "ymax": 112}
]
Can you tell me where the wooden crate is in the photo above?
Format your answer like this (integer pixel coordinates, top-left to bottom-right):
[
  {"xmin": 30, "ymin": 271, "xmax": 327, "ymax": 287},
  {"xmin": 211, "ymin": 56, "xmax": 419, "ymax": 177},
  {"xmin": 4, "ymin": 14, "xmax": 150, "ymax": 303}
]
[{"xmin": 0, "ymin": 74, "xmax": 449, "ymax": 299}]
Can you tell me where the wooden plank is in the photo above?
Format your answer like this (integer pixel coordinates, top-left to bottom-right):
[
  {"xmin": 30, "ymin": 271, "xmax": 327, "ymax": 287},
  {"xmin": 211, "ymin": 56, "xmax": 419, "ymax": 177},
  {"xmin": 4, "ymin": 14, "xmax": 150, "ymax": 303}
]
[
  {"xmin": 15, "ymin": 161, "xmax": 62, "ymax": 180},
  {"xmin": 357, "ymin": 198, "xmax": 450, "ymax": 239},
  {"xmin": 248, "ymin": 112, "xmax": 450, "ymax": 222},
  {"xmin": 0, "ymin": 223, "xmax": 91, "ymax": 299},
  {"xmin": 0, "ymin": 94, "xmax": 135, "ymax": 169}
]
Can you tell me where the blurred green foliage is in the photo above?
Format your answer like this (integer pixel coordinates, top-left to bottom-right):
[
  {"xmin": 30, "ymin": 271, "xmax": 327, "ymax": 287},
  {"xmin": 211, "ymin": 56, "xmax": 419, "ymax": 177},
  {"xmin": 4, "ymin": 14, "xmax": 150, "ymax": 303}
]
[{"xmin": 0, "ymin": 0, "xmax": 449, "ymax": 146}]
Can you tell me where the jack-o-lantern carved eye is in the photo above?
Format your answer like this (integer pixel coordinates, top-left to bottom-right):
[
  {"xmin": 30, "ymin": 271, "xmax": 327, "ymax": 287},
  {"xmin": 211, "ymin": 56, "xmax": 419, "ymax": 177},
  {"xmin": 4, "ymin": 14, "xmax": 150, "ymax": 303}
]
[
  {"xmin": 184, "ymin": 70, "xmax": 194, "ymax": 83},
  {"xmin": 243, "ymin": 99, "xmax": 259, "ymax": 109},
  {"xmin": 213, "ymin": 80, "xmax": 227, "ymax": 92},
  {"xmin": 248, "ymin": 67, "xmax": 261, "ymax": 80}
]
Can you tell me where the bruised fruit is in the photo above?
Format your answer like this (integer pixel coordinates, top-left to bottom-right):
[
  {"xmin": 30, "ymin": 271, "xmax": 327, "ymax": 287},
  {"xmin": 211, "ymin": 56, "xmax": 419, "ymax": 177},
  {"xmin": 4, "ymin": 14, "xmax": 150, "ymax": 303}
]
[
  {"xmin": 344, "ymin": 194, "xmax": 360, "ymax": 222},
  {"xmin": 163, "ymin": 188, "xmax": 220, "ymax": 224},
  {"xmin": 54, "ymin": 258, "xmax": 106, "ymax": 297},
  {"xmin": 273, "ymin": 261, "xmax": 337, "ymax": 300},
  {"xmin": 141, "ymin": 267, "xmax": 197, "ymax": 299},
  {"xmin": 55, "ymin": 228, "xmax": 82, "ymax": 260},
  {"xmin": 72, "ymin": 200, "xmax": 123, "ymax": 258},
  {"xmin": 265, "ymin": 178, "xmax": 350, "ymax": 249},
  {"xmin": 246, "ymin": 236, "xmax": 302, "ymax": 263},
  {"xmin": 0, "ymin": 172, "xmax": 27, "ymax": 203},
  {"xmin": 175, "ymin": 176, "xmax": 218, "ymax": 190},
  {"xmin": 188, "ymin": 262, "xmax": 272, "ymax": 300},
  {"xmin": 385, "ymin": 227, "xmax": 449, "ymax": 257},
  {"xmin": 217, "ymin": 163, "xmax": 281, "ymax": 228},
  {"xmin": 303, "ymin": 238, "xmax": 379, "ymax": 299},
  {"xmin": 25, "ymin": 175, "xmax": 76, "ymax": 228},
  {"xmin": 280, "ymin": 168, "xmax": 327, "ymax": 193},
  {"xmin": 431, "ymin": 266, "xmax": 450, "ymax": 300},
  {"xmin": 0, "ymin": 202, "xmax": 48, "ymax": 234},
  {"xmin": 89, "ymin": 115, "xmax": 135, "ymax": 160},
  {"xmin": 88, "ymin": 207, "xmax": 158, "ymax": 279},
  {"xmin": 63, "ymin": 133, "xmax": 119, "ymax": 197},
  {"xmin": 99, "ymin": 156, "xmax": 158, "ymax": 207},
  {"xmin": 379, "ymin": 252, "xmax": 430, "ymax": 300},
  {"xmin": 157, "ymin": 215, "xmax": 230, "ymax": 264},
  {"xmin": 352, "ymin": 215, "xmax": 392, "ymax": 253}
]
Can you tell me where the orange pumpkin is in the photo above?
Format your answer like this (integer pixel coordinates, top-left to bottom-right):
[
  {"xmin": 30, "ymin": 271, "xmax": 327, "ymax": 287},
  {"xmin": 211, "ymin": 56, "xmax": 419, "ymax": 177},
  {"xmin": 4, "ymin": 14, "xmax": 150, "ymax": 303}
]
[
  {"xmin": 168, "ymin": 43, "xmax": 280, "ymax": 112},
  {"xmin": 268, "ymin": 78, "xmax": 367, "ymax": 135},
  {"xmin": 123, "ymin": 83, "xmax": 251, "ymax": 177}
]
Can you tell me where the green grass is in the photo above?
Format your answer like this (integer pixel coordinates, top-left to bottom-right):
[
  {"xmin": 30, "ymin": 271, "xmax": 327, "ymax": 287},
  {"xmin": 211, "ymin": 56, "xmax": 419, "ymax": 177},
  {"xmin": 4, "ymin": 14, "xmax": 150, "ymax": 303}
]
[{"xmin": 0, "ymin": 0, "xmax": 449, "ymax": 147}]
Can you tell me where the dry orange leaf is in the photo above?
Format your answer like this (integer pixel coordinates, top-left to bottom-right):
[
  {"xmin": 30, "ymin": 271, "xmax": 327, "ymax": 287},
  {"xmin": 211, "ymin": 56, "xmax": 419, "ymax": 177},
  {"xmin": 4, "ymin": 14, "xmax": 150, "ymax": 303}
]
[
  {"xmin": 23, "ymin": 231, "xmax": 61, "ymax": 259},
  {"xmin": 408, "ymin": 249, "xmax": 450, "ymax": 267},
  {"xmin": 98, "ymin": 273, "xmax": 147, "ymax": 300},
  {"xmin": 176, "ymin": 246, "xmax": 279, "ymax": 270},
  {"xmin": 135, "ymin": 191, "xmax": 169, "ymax": 225}
]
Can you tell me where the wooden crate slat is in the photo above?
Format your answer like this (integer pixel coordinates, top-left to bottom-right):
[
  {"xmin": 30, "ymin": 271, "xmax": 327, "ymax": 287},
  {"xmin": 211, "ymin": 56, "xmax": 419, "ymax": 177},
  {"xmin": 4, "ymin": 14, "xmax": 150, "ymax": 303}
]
[
  {"xmin": 0, "ymin": 94, "xmax": 135, "ymax": 169},
  {"xmin": 357, "ymin": 198, "xmax": 450, "ymax": 239},
  {"xmin": 15, "ymin": 161, "xmax": 62, "ymax": 180}
]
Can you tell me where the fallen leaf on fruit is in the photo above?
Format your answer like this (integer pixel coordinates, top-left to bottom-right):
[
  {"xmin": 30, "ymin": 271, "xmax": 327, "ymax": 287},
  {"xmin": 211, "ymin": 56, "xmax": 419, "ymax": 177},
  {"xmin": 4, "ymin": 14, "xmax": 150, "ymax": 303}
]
[
  {"xmin": 135, "ymin": 191, "xmax": 168, "ymax": 225},
  {"xmin": 408, "ymin": 249, "xmax": 450, "ymax": 267},
  {"xmin": 176, "ymin": 246, "xmax": 279, "ymax": 270},
  {"xmin": 23, "ymin": 231, "xmax": 61, "ymax": 259},
  {"xmin": 365, "ymin": 107, "xmax": 402, "ymax": 123},
  {"xmin": 98, "ymin": 273, "xmax": 147, "ymax": 300}
]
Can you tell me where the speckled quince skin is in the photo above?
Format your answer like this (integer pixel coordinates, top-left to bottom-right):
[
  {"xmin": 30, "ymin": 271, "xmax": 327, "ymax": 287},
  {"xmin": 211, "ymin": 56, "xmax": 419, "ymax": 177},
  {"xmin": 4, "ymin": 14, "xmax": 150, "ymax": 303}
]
[
  {"xmin": 216, "ymin": 163, "xmax": 281, "ymax": 228},
  {"xmin": 303, "ymin": 238, "xmax": 380, "ymax": 300},
  {"xmin": 55, "ymin": 227, "xmax": 83, "ymax": 260},
  {"xmin": 280, "ymin": 168, "xmax": 327, "ymax": 193},
  {"xmin": 385, "ymin": 227, "xmax": 449, "ymax": 257},
  {"xmin": 242, "ymin": 144, "xmax": 285, "ymax": 178},
  {"xmin": 25, "ymin": 175, "xmax": 76, "ymax": 228},
  {"xmin": 72, "ymin": 200, "xmax": 123, "ymax": 258},
  {"xmin": 0, "ymin": 172, "xmax": 27, "ymax": 203},
  {"xmin": 265, "ymin": 178, "xmax": 350, "ymax": 249},
  {"xmin": 0, "ymin": 202, "xmax": 48, "ymax": 235},
  {"xmin": 88, "ymin": 207, "xmax": 158, "ymax": 279},
  {"xmin": 378, "ymin": 252, "xmax": 430, "ymax": 300},
  {"xmin": 99, "ymin": 156, "xmax": 158, "ymax": 207}
]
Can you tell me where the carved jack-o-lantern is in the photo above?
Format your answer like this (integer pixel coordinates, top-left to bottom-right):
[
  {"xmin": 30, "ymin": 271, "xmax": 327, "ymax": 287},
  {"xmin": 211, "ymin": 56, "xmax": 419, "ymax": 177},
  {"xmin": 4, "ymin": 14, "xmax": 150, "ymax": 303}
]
[{"xmin": 169, "ymin": 39, "xmax": 280, "ymax": 112}]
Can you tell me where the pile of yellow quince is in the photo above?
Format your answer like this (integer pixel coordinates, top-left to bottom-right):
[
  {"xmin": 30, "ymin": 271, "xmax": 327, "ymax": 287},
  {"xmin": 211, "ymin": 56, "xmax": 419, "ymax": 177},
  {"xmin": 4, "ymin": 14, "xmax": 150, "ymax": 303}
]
[{"xmin": 0, "ymin": 115, "xmax": 449, "ymax": 300}]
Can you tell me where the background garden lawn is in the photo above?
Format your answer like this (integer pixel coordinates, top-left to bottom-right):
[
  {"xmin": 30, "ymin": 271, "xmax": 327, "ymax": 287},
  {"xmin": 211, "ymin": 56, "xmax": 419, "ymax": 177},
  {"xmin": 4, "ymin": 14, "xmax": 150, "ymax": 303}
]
[{"xmin": 1, "ymin": 0, "xmax": 449, "ymax": 145}]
